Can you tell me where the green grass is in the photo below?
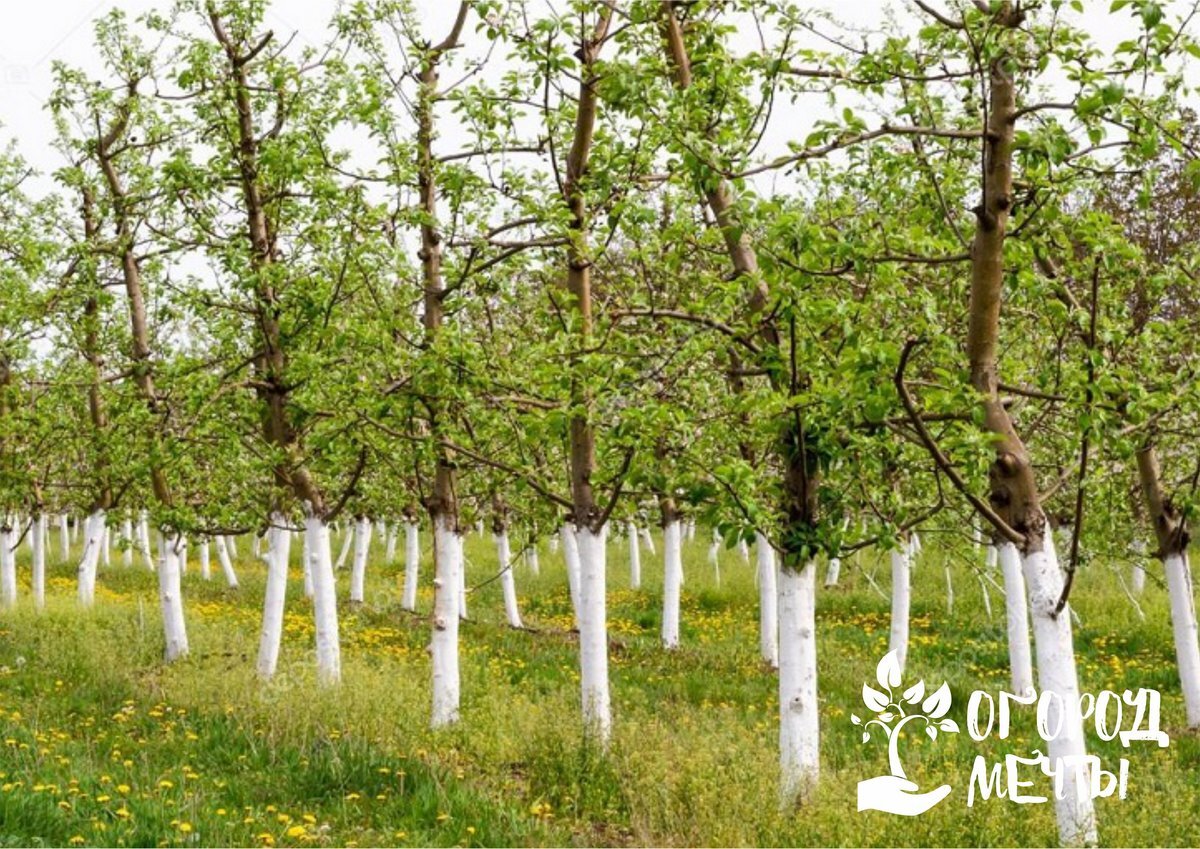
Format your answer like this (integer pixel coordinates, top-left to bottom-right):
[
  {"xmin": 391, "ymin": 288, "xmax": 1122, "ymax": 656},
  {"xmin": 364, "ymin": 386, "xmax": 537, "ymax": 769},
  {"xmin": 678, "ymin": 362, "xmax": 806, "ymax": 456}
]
[{"xmin": 0, "ymin": 530, "xmax": 1197, "ymax": 846}]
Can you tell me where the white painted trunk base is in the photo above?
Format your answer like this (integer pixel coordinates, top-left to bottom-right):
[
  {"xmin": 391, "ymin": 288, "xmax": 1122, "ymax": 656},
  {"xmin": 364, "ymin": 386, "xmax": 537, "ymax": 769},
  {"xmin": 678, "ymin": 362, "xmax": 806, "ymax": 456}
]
[
  {"xmin": 76, "ymin": 510, "xmax": 106, "ymax": 607},
  {"xmin": 158, "ymin": 534, "xmax": 189, "ymax": 661},
  {"xmin": 31, "ymin": 515, "xmax": 45, "ymax": 610},
  {"xmin": 215, "ymin": 536, "xmax": 239, "ymax": 588},
  {"xmin": 308, "ymin": 518, "xmax": 341, "ymax": 684},
  {"xmin": 577, "ymin": 526, "xmax": 611, "ymax": 745},
  {"xmin": 997, "ymin": 542, "xmax": 1035, "ymax": 695},
  {"xmin": 256, "ymin": 518, "xmax": 291, "ymax": 678},
  {"xmin": 402, "ymin": 521, "xmax": 420, "ymax": 612},
  {"xmin": 757, "ymin": 532, "xmax": 779, "ymax": 668},
  {"xmin": 1163, "ymin": 552, "xmax": 1200, "ymax": 727},
  {"xmin": 0, "ymin": 525, "xmax": 15, "ymax": 609},
  {"xmin": 661, "ymin": 520, "xmax": 682, "ymax": 649},
  {"xmin": 199, "ymin": 540, "xmax": 211, "ymax": 580},
  {"xmin": 58, "ymin": 514, "xmax": 69, "ymax": 561},
  {"xmin": 1021, "ymin": 547, "xmax": 1097, "ymax": 846},
  {"xmin": 627, "ymin": 520, "xmax": 641, "ymax": 589},
  {"xmin": 778, "ymin": 559, "xmax": 819, "ymax": 805},
  {"xmin": 889, "ymin": 548, "xmax": 911, "ymax": 672},
  {"xmin": 431, "ymin": 516, "xmax": 462, "ymax": 727},
  {"xmin": 122, "ymin": 518, "xmax": 133, "ymax": 567},
  {"xmin": 495, "ymin": 531, "xmax": 523, "ymax": 629},
  {"xmin": 561, "ymin": 523, "xmax": 582, "ymax": 623},
  {"xmin": 350, "ymin": 516, "xmax": 372, "ymax": 603},
  {"xmin": 824, "ymin": 557, "xmax": 841, "ymax": 588}
]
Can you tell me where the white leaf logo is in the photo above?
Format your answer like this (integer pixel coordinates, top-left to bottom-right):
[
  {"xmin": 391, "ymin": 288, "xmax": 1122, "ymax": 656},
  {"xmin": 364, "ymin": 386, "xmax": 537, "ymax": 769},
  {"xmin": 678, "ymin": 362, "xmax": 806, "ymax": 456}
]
[
  {"xmin": 876, "ymin": 650, "xmax": 902, "ymax": 690},
  {"xmin": 863, "ymin": 684, "xmax": 889, "ymax": 713},
  {"xmin": 922, "ymin": 683, "xmax": 952, "ymax": 719},
  {"xmin": 902, "ymin": 680, "xmax": 925, "ymax": 705}
]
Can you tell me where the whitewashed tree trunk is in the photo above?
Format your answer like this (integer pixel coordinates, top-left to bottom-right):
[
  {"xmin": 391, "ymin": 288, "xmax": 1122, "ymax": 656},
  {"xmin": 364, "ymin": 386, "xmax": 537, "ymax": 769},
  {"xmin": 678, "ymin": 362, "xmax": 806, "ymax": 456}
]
[
  {"xmin": 76, "ymin": 510, "xmax": 106, "ymax": 607},
  {"xmin": 58, "ymin": 513, "xmax": 69, "ymax": 561},
  {"xmin": 495, "ymin": 530, "xmax": 523, "ymax": 628},
  {"xmin": 686, "ymin": 518, "xmax": 696, "ymax": 541},
  {"xmin": 888, "ymin": 547, "xmax": 911, "ymax": 672},
  {"xmin": 756, "ymin": 531, "xmax": 778, "ymax": 668},
  {"xmin": 640, "ymin": 525, "xmax": 656, "ymax": 556},
  {"xmin": 158, "ymin": 533, "xmax": 189, "ymax": 661},
  {"xmin": 708, "ymin": 528, "xmax": 720, "ymax": 567},
  {"xmin": 525, "ymin": 541, "xmax": 541, "ymax": 575},
  {"xmin": 308, "ymin": 517, "xmax": 341, "ymax": 684},
  {"xmin": 824, "ymin": 556, "xmax": 841, "ymax": 588},
  {"xmin": 121, "ymin": 518, "xmax": 133, "ymax": 567},
  {"xmin": 101, "ymin": 524, "xmax": 111, "ymax": 568},
  {"xmin": 1164, "ymin": 552, "xmax": 1200, "ymax": 727},
  {"xmin": 198, "ymin": 539, "xmax": 211, "ymax": 580},
  {"xmin": 1022, "ymin": 546, "xmax": 1096, "ymax": 846},
  {"xmin": 256, "ymin": 516, "xmax": 290, "ymax": 678},
  {"xmin": 431, "ymin": 515, "xmax": 462, "ymax": 727},
  {"xmin": 661, "ymin": 519, "xmax": 682, "ymax": 649},
  {"xmin": 561, "ymin": 522, "xmax": 582, "ymax": 622},
  {"xmin": 350, "ymin": 516, "xmax": 372, "ymax": 603},
  {"xmin": 385, "ymin": 523, "xmax": 398, "ymax": 564},
  {"xmin": 1131, "ymin": 539, "xmax": 1147, "ymax": 595},
  {"xmin": 31, "ymin": 515, "xmax": 45, "ymax": 610},
  {"xmin": 778, "ymin": 559, "xmax": 819, "ymax": 805},
  {"xmin": 302, "ymin": 528, "xmax": 314, "ymax": 599},
  {"xmin": 458, "ymin": 547, "xmax": 469, "ymax": 620},
  {"xmin": 402, "ymin": 520, "xmax": 420, "ymax": 612},
  {"xmin": 997, "ymin": 542, "xmax": 1035, "ymax": 695},
  {"xmin": 738, "ymin": 537, "xmax": 750, "ymax": 563},
  {"xmin": 577, "ymin": 525, "xmax": 611, "ymax": 745},
  {"xmin": 549, "ymin": 533, "xmax": 559, "ymax": 554},
  {"xmin": 138, "ymin": 514, "xmax": 154, "ymax": 571},
  {"xmin": 215, "ymin": 536, "xmax": 239, "ymax": 588},
  {"xmin": 985, "ymin": 543, "xmax": 998, "ymax": 568},
  {"xmin": 71, "ymin": 514, "xmax": 79, "ymax": 543},
  {"xmin": 334, "ymin": 526, "xmax": 353, "ymax": 570},
  {"xmin": 0, "ymin": 524, "xmax": 15, "ymax": 609},
  {"xmin": 626, "ymin": 520, "xmax": 641, "ymax": 589},
  {"xmin": 177, "ymin": 535, "xmax": 187, "ymax": 574}
]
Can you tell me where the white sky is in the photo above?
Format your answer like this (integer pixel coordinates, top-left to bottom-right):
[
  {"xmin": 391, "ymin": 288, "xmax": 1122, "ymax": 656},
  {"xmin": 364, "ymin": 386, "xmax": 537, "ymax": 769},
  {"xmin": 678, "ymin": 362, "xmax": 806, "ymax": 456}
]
[{"xmin": 0, "ymin": 1, "xmax": 1182, "ymax": 192}]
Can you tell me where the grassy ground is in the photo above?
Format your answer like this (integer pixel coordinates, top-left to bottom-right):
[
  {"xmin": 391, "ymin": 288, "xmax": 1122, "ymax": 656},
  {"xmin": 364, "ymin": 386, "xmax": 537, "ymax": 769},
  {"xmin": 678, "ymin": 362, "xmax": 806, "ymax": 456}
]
[{"xmin": 0, "ymin": 528, "xmax": 1196, "ymax": 847}]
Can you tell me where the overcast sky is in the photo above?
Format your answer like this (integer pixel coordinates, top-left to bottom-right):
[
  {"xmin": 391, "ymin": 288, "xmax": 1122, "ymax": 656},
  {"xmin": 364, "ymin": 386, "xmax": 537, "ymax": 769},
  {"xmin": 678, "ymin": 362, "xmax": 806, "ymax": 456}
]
[{"xmin": 0, "ymin": 1, "xmax": 1182, "ymax": 189}]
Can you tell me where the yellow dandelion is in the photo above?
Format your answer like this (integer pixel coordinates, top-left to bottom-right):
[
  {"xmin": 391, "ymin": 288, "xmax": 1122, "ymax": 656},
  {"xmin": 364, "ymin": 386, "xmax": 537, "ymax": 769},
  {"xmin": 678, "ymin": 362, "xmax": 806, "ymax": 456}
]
[
  {"xmin": 178, "ymin": 822, "xmax": 193, "ymax": 834},
  {"xmin": 285, "ymin": 825, "xmax": 307, "ymax": 838},
  {"xmin": 68, "ymin": 837, "xmax": 85, "ymax": 846}
]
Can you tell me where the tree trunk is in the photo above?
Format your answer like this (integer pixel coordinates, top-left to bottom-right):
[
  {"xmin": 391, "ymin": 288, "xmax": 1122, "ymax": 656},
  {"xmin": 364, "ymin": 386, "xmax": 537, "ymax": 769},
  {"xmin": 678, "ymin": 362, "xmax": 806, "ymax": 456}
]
[
  {"xmin": 403, "ymin": 519, "xmax": 420, "ymax": 612},
  {"xmin": 431, "ymin": 514, "xmax": 462, "ymax": 727},
  {"xmin": 1136, "ymin": 445, "xmax": 1200, "ymax": 727},
  {"xmin": 158, "ymin": 533, "xmax": 189, "ymax": 661},
  {"xmin": 997, "ymin": 542, "xmax": 1035, "ymax": 694},
  {"xmin": 661, "ymin": 507, "xmax": 683, "ymax": 649},
  {"xmin": 350, "ymin": 515, "xmax": 372, "ymax": 603},
  {"xmin": 256, "ymin": 514, "xmax": 290, "ymax": 678},
  {"xmin": 778, "ymin": 560, "xmax": 819, "ymax": 803},
  {"xmin": 888, "ymin": 546, "xmax": 911, "ymax": 672},
  {"xmin": 756, "ymin": 531, "xmax": 779, "ymax": 668},
  {"xmin": 627, "ymin": 520, "xmax": 641, "ymax": 589}
]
